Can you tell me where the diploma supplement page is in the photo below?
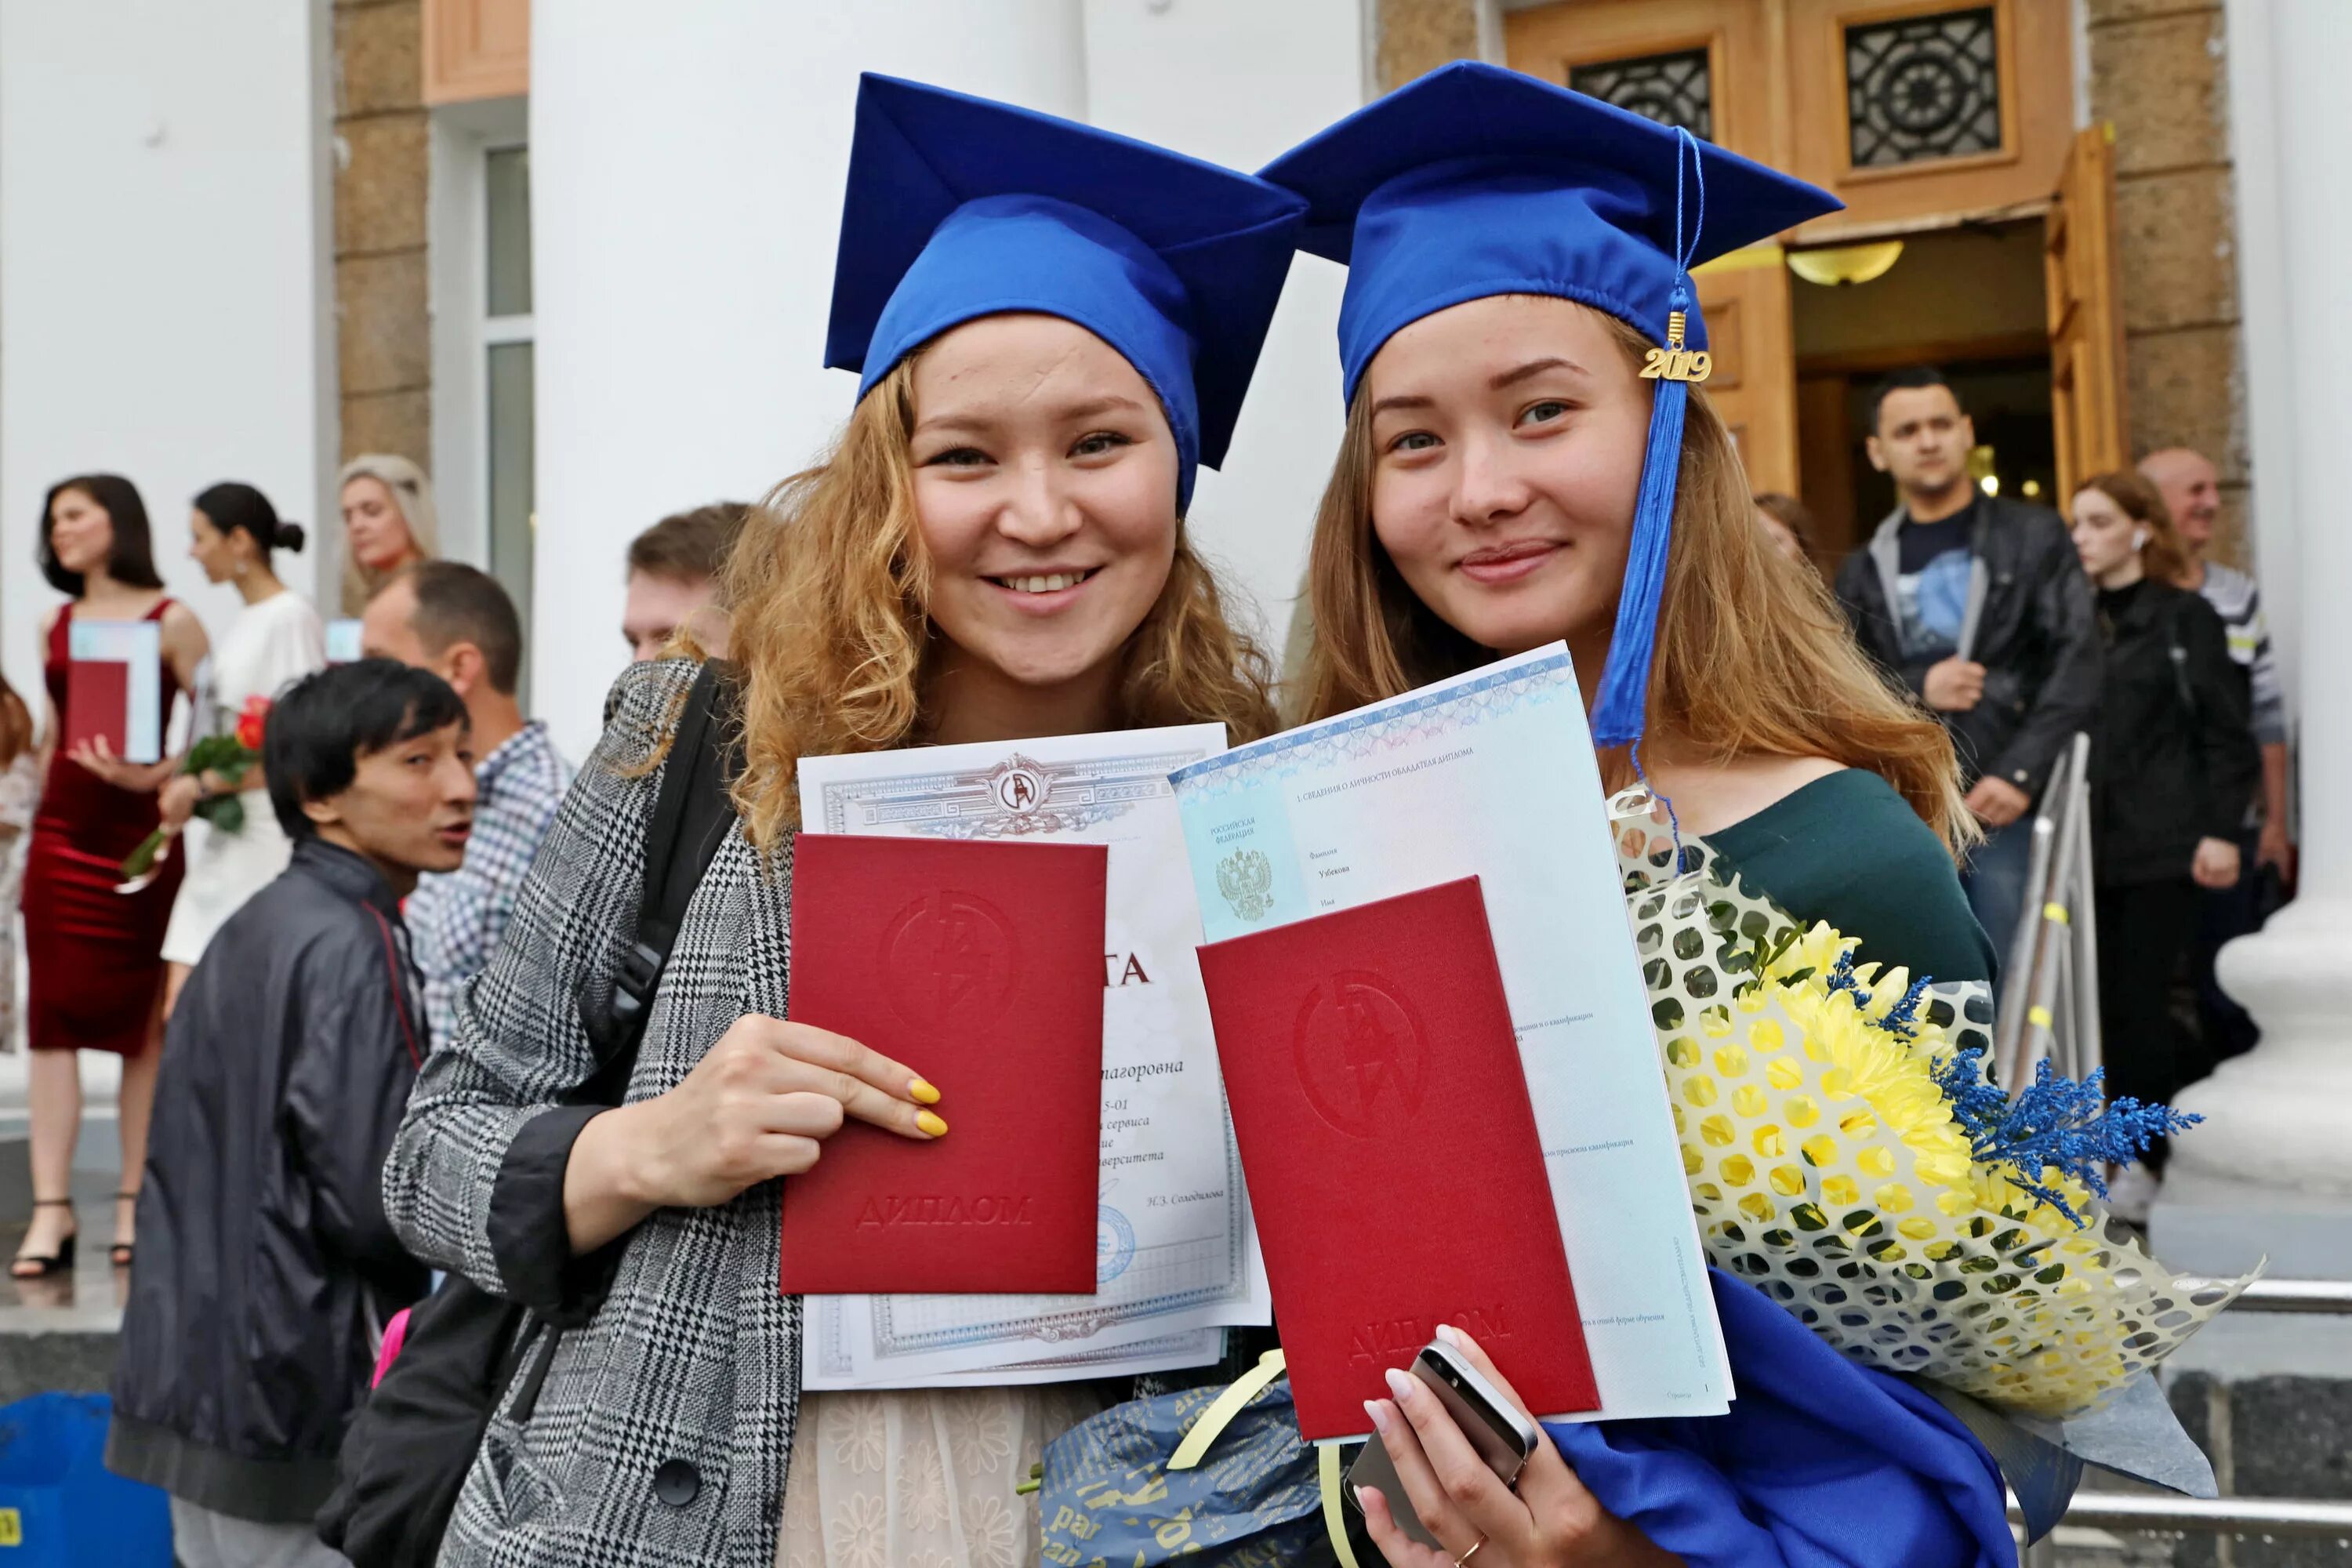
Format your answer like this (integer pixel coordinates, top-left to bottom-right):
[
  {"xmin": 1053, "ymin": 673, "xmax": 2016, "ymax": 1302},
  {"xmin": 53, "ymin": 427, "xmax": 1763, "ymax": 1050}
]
[
  {"xmin": 798, "ymin": 724, "xmax": 1271, "ymax": 1388},
  {"xmin": 1169, "ymin": 645, "xmax": 1730, "ymax": 1421}
]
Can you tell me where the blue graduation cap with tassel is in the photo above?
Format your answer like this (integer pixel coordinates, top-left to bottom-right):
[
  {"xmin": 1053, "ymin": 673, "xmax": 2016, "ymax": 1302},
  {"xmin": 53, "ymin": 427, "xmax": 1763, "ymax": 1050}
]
[
  {"xmin": 825, "ymin": 73, "xmax": 1307, "ymax": 513},
  {"xmin": 1259, "ymin": 60, "xmax": 1843, "ymax": 759}
]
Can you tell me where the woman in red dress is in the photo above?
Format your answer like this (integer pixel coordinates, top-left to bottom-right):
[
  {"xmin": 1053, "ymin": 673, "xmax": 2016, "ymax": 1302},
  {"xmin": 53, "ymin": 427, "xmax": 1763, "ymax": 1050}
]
[{"xmin": 13, "ymin": 476, "xmax": 207, "ymax": 1277}]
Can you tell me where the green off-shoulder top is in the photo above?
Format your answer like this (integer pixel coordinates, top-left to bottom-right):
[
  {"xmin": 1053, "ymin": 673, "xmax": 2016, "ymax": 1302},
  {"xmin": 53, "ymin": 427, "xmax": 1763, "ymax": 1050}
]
[{"xmin": 1700, "ymin": 768, "xmax": 1996, "ymax": 986}]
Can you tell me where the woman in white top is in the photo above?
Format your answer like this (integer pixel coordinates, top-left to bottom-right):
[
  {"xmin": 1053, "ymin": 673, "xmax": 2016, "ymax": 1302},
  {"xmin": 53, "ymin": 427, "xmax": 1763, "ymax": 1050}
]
[{"xmin": 158, "ymin": 483, "xmax": 326, "ymax": 1007}]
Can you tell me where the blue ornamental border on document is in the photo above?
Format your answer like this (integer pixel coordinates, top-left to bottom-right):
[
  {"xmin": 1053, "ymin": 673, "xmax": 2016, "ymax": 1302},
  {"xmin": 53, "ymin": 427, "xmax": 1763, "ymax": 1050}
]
[
  {"xmin": 811, "ymin": 745, "xmax": 1257, "ymax": 1354},
  {"xmin": 1169, "ymin": 650, "xmax": 1581, "ymax": 803}
]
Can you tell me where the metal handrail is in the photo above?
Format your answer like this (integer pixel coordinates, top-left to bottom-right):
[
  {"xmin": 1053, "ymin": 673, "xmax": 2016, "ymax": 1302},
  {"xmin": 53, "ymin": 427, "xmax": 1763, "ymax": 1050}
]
[
  {"xmin": 2023, "ymin": 1492, "xmax": 2352, "ymax": 1538},
  {"xmin": 2012, "ymin": 1276, "xmax": 2352, "ymax": 1558},
  {"xmin": 2230, "ymin": 1277, "xmax": 2352, "ymax": 1314},
  {"xmin": 1996, "ymin": 732, "xmax": 2102, "ymax": 1092}
]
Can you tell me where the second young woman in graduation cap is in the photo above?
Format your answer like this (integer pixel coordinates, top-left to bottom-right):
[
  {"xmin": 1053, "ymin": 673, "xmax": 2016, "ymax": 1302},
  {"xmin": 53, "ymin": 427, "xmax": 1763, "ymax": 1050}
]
[
  {"xmin": 383, "ymin": 75, "xmax": 1303, "ymax": 1568},
  {"xmin": 1265, "ymin": 63, "xmax": 2013, "ymax": 1568}
]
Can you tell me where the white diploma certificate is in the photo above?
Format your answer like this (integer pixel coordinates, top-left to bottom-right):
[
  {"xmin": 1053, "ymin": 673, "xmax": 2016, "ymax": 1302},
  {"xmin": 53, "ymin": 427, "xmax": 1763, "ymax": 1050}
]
[
  {"xmin": 1170, "ymin": 644, "xmax": 1730, "ymax": 1421},
  {"xmin": 797, "ymin": 725, "xmax": 1270, "ymax": 1389}
]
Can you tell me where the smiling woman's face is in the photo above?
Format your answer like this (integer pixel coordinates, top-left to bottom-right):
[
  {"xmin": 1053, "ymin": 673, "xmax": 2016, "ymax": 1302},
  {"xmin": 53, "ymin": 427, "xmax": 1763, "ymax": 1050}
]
[
  {"xmin": 907, "ymin": 312, "xmax": 1181, "ymax": 695},
  {"xmin": 1364, "ymin": 295, "xmax": 1650, "ymax": 658}
]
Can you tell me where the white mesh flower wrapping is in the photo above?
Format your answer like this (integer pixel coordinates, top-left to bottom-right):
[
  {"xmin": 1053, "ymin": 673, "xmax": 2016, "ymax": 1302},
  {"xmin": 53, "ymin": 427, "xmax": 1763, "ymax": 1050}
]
[{"xmin": 1616, "ymin": 810, "xmax": 2256, "ymax": 1420}]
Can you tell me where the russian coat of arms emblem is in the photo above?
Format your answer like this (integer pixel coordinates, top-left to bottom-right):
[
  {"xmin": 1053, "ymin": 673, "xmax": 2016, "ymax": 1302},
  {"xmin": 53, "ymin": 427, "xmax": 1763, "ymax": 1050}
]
[{"xmin": 1214, "ymin": 847, "xmax": 1275, "ymax": 922}]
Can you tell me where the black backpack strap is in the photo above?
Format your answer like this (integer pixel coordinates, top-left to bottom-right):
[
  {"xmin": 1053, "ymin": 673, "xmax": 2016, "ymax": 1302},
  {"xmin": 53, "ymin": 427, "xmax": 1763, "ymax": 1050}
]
[{"xmin": 575, "ymin": 660, "xmax": 743, "ymax": 1105}]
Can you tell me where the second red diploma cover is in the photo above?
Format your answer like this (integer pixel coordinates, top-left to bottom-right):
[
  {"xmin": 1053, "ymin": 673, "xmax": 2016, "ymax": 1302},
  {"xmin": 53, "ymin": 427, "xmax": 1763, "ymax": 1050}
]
[{"xmin": 1197, "ymin": 876, "xmax": 1599, "ymax": 1439}]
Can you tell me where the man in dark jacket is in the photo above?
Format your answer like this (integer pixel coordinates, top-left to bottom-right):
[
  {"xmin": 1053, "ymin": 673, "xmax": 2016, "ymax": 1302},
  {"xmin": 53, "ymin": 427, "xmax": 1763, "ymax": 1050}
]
[
  {"xmin": 1835, "ymin": 367, "xmax": 2103, "ymax": 968},
  {"xmin": 107, "ymin": 659, "xmax": 477, "ymax": 1567}
]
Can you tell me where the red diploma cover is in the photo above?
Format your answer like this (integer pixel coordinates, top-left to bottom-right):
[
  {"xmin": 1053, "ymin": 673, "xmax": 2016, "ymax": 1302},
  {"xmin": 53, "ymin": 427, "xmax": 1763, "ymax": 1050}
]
[
  {"xmin": 1196, "ymin": 877, "xmax": 1598, "ymax": 1439},
  {"xmin": 64, "ymin": 659, "xmax": 129, "ymax": 757},
  {"xmin": 781, "ymin": 833, "xmax": 1109, "ymax": 1294}
]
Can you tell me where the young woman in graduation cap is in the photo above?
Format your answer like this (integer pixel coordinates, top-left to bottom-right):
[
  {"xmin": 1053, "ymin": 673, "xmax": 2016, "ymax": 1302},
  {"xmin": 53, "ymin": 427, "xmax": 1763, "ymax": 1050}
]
[
  {"xmin": 382, "ymin": 76, "xmax": 1302, "ymax": 1568},
  {"xmin": 1267, "ymin": 63, "xmax": 2017, "ymax": 1568}
]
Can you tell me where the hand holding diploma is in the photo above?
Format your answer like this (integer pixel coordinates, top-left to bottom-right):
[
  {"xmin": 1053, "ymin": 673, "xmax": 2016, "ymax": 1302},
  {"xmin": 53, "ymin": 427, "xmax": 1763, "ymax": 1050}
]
[
  {"xmin": 1359, "ymin": 1327, "xmax": 1679, "ymax": 1568},
  {"xmin": 68, "ymin": 731, "xmax": 176, "ymax": 793},
  {"xmin": 565, "ymin": 1014, "xmax": 943, "ymax": 1254}
]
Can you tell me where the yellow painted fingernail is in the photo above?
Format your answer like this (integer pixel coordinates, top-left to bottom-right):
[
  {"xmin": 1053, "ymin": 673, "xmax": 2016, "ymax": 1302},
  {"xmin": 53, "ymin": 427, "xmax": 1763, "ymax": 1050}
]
[
  {"xmin": 916, "ymin": 1110, "xmax": 949, "ymax": 1138},
  {"xmin": 909, "ymin": 1078, "xmax": 942, "ymax": 1105}
]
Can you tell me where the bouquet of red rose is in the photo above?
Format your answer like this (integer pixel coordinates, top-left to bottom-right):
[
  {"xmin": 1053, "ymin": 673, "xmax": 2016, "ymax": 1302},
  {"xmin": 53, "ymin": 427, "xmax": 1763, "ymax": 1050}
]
[{"xmin": 121, "ymin": 695, "xmax": 272, "ymax": 880}]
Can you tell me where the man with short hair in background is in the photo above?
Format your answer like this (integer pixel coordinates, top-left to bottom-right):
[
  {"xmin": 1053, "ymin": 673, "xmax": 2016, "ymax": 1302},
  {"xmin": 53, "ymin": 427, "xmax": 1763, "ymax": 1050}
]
[
  {"xmin": 1835, "ymin": 366, "xmax": 2103, "ymax": 967},
  {"xmin": 622, "ymin": 501, "xmax": 748, "ymax": 662},
  {"xmin": 107, "ymin": 660, "xmax": 472, "ymax": 1567},
  {"xmin": 2140, "ymin": 445, "xmax": 2290, "ymax": 1071},
  {"xmin": 363, "ymin": 561, "xmax": 573, "ymax": 1050}
]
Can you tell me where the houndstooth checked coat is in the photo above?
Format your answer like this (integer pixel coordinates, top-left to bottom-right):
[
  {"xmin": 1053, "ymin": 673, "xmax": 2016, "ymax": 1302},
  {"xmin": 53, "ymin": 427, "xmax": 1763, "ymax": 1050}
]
[{"xmin": 383, "ymin": 659, "xmax": 802, "ymax": 1568}]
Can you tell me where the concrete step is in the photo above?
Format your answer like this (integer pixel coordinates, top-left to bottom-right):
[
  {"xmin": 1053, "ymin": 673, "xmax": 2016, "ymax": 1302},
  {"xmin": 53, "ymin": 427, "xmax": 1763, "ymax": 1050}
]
[{"xmin": 0, "ymin": 1164, "xmax": 125, "ymax": 1402}]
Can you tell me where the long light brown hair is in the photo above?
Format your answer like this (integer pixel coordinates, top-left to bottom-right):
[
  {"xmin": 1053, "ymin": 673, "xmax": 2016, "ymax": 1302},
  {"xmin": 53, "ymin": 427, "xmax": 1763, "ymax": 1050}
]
[
  {"xmin": 2074, "ymin": 469, "xmax": 2190, "ymax": 587},
  {"xmin": 719, "ymin": 354, "xmax": 1279, "ymax": 851},
  {"xmin": 1301, "ymin": 305, "xmax": 1973, "ymax": 851}
]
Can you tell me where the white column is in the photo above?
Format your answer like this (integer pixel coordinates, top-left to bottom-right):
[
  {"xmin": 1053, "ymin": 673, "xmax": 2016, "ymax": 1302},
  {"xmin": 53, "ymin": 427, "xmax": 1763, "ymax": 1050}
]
[
  {"xmin": 528, "ymin": 0, "xmax": 1087, "ymax": 760},
  {"xmin": 1080, "ymin": 0, "xmax": 1365, "ymax": 647},
  {"xmin": 2164, "ymin": 2, "xmax": 2352, "ymax": 1218},
  {"xmin": 0, "ymin": 0, "xmax": 336, "ymax": 702}
]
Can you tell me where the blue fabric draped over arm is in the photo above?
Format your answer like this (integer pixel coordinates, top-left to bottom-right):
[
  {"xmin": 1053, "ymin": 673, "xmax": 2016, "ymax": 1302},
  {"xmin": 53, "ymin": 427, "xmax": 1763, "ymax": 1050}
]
[{"xmin": 1544, "ymin": 1271, "xmax": 2018, "ymax": 1568}]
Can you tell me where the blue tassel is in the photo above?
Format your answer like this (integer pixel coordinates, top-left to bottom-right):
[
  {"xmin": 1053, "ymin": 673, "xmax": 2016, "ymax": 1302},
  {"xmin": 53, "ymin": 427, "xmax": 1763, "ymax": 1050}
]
[
  {"xmin": 1590, "ymin": 364, "xmax": 1687, "ymax": 750},
  {"xmin": 1590, "ymin": 126, "xmax": 1704, "ymax": 756}
]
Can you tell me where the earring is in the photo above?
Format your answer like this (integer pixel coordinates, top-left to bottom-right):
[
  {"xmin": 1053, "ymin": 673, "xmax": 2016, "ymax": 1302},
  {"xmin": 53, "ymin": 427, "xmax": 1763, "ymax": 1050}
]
[{"xmin": 233, "ymin": 559, "xmax": 249, "ymax": 579}]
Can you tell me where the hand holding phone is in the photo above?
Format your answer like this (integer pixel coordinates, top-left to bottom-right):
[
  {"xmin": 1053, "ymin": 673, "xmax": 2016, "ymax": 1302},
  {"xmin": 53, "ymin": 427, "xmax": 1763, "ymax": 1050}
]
[
  {"xmin": 1343, "ymin": 1325, "xmax": 1676, "ymax": 1568},
  {"xmin": 1346, "ymin": 1339, "xmax": 1539, "ymax": 1552}
]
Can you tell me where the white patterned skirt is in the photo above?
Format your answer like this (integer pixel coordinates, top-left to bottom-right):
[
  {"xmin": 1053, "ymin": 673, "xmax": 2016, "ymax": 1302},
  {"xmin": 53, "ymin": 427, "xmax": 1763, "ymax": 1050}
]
[{"xmin": 775, "ymin": 1386, "xmax": 1104, "ymax": 1568}]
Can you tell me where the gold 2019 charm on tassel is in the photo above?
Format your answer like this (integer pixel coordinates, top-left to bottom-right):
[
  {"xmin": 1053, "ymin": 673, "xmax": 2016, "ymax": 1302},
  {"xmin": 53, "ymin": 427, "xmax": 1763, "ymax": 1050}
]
[{"xmin": 1639, "ymin": 308, "xmax": 1712, "ymax": 383}]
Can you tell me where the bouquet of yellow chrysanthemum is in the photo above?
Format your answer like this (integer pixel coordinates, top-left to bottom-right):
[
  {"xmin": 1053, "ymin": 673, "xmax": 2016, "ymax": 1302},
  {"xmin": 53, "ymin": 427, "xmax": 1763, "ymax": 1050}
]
[{"xmin": 1620, "ymin": 833, "xmax": 2254, "ymax": 1424}]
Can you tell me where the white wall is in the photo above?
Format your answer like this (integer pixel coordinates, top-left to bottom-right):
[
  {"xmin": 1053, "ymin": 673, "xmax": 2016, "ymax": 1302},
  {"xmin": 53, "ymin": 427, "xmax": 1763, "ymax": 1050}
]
[
  {"xmin": 0, "ymin": 0, "xmax": 334, "ymax": 709},
  {"xmin": 1081, "ymin": 0, "xmax": 1365, "ymax": 653},
  {"xmin": 529, "ymin": 0, "xmax": 1091, "ymax": 759}
]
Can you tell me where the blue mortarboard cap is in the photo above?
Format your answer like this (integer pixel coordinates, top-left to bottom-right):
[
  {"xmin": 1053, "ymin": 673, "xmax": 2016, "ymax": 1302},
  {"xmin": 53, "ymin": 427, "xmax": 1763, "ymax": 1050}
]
[
  {"xmin": 826, "ymin": 74, "xmax": 1307, "ymax": 508},
  {"xmin": 1259, "ymin": 61, "xmax": 1842, "ymax": 400},
  {"xmin": 1260, "ymin": 62, "xmax": 1840, "ymax": 763}
]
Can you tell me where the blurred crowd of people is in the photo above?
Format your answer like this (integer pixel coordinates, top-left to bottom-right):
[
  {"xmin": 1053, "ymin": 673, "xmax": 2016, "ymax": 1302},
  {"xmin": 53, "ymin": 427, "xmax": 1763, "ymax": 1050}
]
[
  {"xmin": 2, "ymin": 467, "xmax": 746, "ymax": 1286},
  {"xmin": 1755, "ymin": 366, "xmax": 2281, "ymax": 1218}
]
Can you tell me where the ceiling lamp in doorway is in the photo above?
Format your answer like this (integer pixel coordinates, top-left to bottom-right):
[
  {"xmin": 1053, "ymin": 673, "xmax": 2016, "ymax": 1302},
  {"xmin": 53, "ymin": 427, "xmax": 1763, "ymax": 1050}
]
[{"xmin": 1787, "ymin": 240, "xmax": 1905, "ymax": 286}]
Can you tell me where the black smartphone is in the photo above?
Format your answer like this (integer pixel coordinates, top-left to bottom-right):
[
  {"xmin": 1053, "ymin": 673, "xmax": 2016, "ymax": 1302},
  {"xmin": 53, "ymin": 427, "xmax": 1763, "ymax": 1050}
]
[{"xmin": 1342, "ymin": 1341, "xmax": 1541, "ymax": 1552}]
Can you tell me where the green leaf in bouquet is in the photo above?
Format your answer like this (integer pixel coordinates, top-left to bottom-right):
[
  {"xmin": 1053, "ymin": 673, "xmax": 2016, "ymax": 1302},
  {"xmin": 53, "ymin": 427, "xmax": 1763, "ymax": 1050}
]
[{"xmin": 195, "ymin": 794, "xmax": 247, "ymax": 835}]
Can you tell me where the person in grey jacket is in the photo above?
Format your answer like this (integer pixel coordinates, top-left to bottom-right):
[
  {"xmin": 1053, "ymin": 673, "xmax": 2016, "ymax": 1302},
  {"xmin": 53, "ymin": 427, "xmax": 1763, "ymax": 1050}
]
[
  {"xmin": 106, "ymin": 659, "xmax": 477, "ymax": 1568},
  {"xmin": 1835, "ymin": 367, "xmax": 2103, "ymax": 967}
]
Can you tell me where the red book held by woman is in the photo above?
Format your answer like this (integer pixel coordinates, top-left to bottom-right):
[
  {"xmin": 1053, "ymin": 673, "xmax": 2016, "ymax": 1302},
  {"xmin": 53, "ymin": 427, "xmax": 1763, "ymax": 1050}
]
[
  {"xmin": 782, "ymin": 833, "xmax": 1109, "ymax": 1294},
  {"xmin": 1197, "ymin": 876, "xmax": 1598, "ymax": 1439}
]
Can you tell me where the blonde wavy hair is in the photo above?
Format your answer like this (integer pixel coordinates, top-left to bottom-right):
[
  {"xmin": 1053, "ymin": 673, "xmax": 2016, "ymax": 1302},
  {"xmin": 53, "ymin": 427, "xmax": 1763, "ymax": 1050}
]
[
  {"xmin": 337, "ymin": 453, "xmax": 441, "ymax": 615},
  {"xmin": 1301, "ymin": 306, "xmax": 1974, "ymax": 851},
  {"xmin": 717, "ymin": 354, "xmax": 1279, "ymax": 851}
]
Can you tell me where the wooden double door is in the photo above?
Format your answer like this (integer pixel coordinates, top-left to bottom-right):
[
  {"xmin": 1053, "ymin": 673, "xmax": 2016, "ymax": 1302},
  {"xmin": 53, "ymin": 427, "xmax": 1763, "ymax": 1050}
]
[{"xmin": 1508, "ymin": 0, "xmax": 2126, "ymax": 503}]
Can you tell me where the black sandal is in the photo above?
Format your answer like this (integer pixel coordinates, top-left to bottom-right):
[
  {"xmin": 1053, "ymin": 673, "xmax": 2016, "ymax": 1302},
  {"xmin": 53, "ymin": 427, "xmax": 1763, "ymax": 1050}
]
[
  {"xmin": 12, "ymin": 1199, "xmax": 77, "ymax": 1279},
  {"xmin": 111, "ymin": 1190, "xmax": 137, "ymax": 1269}
]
